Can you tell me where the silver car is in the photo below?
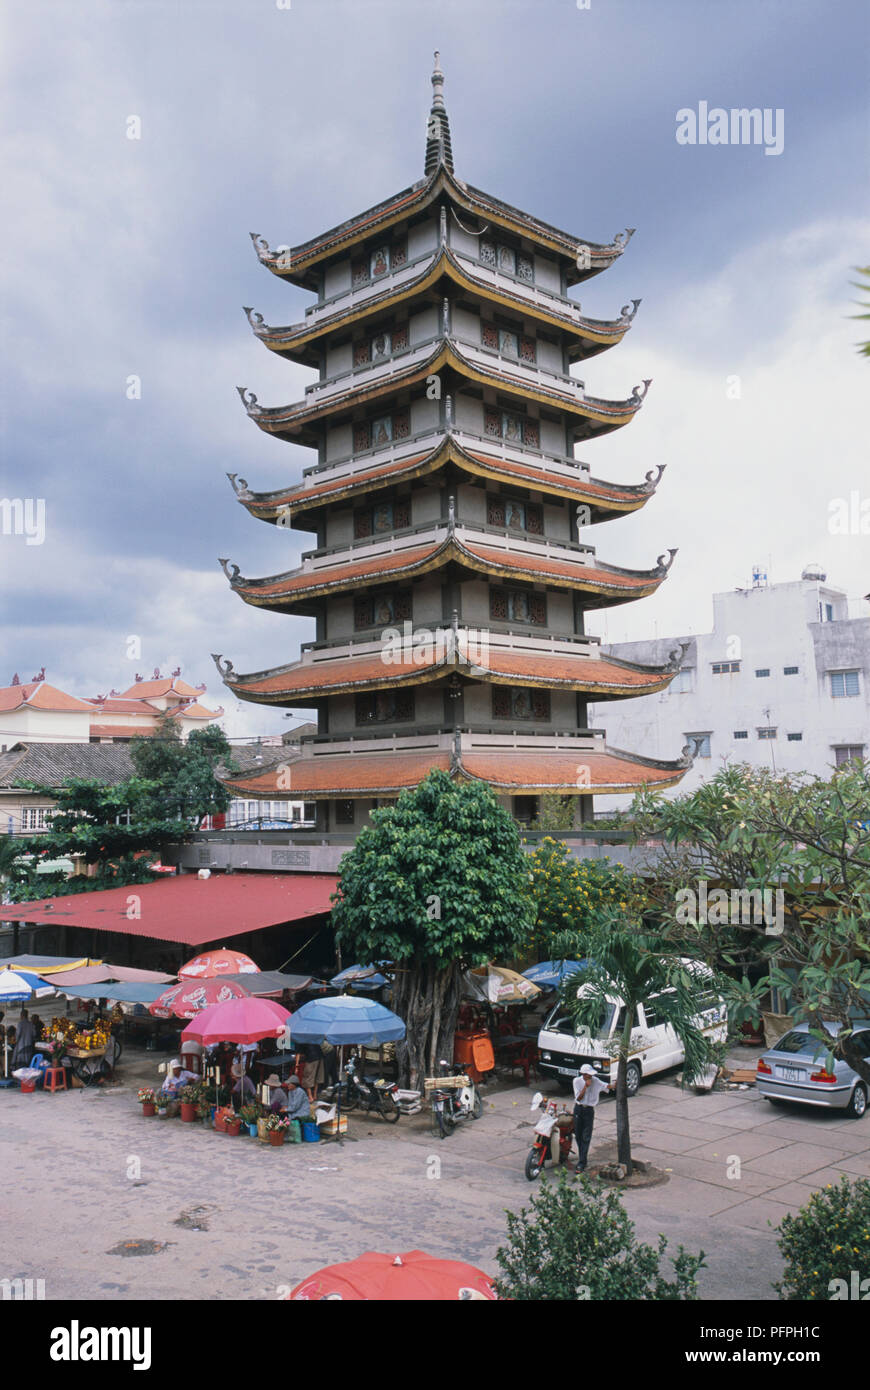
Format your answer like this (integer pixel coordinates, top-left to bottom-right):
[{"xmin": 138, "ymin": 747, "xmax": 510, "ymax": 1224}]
[{"xmin": 756, "ymin": 1022, "xmax": 869, "ymax": 1118}]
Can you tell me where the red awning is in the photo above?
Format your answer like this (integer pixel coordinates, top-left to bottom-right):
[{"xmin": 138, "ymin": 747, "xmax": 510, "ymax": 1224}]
[{"xmin": 0, "ymin": 873, "xmax": 338, "ymax": 946}]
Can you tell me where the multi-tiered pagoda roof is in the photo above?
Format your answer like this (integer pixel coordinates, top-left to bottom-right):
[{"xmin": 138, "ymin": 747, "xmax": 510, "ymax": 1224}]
[{"xmin": 216, "ymin": 55, "xmax": 689, "ymax": 827}]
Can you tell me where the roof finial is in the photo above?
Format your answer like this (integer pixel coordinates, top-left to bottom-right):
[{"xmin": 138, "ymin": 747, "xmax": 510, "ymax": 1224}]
[{"xmin": 425, "ymin": 51, "xmax": 454, "ymax": 177}]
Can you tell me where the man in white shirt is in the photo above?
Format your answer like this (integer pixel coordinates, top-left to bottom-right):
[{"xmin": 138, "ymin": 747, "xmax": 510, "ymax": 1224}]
[{"xmin": 572, "ymin": 1063, "xmax": 613, "ymax": 1173}]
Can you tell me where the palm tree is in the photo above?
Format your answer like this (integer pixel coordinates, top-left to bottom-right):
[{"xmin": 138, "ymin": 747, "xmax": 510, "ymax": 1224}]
[
  {"xmin": 850, "ymin": 266, "xmax": 870, "ymax": 357},
  {"xmin": 552, "ymin": 913, "xmax": 723, "ymax": 1174}
]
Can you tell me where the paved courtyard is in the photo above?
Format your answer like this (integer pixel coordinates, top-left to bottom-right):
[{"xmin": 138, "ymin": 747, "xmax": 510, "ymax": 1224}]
[{"xmin": 2, "ymin": 1050, "xmax": 868, "ymax": 1301}]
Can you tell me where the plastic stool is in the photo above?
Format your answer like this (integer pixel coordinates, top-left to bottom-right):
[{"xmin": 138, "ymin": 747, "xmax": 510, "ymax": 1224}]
[{"xmin": 43, "ymin": 1067, "xmax": 67, "ymax": 1094}]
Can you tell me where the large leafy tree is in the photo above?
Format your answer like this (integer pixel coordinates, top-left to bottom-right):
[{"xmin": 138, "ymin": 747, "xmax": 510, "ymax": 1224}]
[
  {"xmin": 632, "ymin": 760, "xmax": 870, "ymax": 1086},
  {"xmin": 527, "ymin": 836, "xmax": 646, "ymax": 954},
  {"xmin": 129, "ymin": 716, "xmax": 235, "ymax": 825},
  {"xmin": 551, "ymin": 913, "xmax": 723, "ymax": 1172},
  {"xmin": 331, "ymin": 770, "xmax": 533, "ymax": 1087}
]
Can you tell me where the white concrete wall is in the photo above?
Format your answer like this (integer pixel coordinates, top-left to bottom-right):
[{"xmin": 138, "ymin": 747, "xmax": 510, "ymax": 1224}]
[
  {"xmin": 408, "ymin": 217, "xmax": 438, "ymax": 260},
  {"xmin": 323, "ymin": 260, "xmax": 351, "ymax": 300},
  {"xmin": 1, "ymin": 707, "xmax": 92, "ymax": 748}
]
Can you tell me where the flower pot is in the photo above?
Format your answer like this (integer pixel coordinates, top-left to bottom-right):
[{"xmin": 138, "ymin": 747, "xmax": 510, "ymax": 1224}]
[
  {"xmin": 141, "ymin": 1103, "xmax": 156, "ymax": 1117},
  {"xmin": 225, "ymin": 1120, "xmax": 241, "ymax": 1136},
  {"xmin": 257, "ymin": 1117, "xmax": 270, "ymax": 1142},
  {"xmin": 180, "ymin": 1102, "xmax": 196, "ymax": 1123},
  {"xmin": 268, "ymin": 1129, "xmax": 286, "ymax": 1146}
]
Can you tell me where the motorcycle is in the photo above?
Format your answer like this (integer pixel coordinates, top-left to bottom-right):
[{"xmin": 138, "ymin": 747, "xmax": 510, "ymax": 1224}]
[
  {"xmin": 428, "ymin": 1060, "xmax": 483, "ymax": 1139},
  {"xmin": 525, "ymin": 1091, "xmax": 574, "ymax": 1180},
  {"xmin": 335, "ymin": 1055, "xmax": 400, "ymax": 1123}
]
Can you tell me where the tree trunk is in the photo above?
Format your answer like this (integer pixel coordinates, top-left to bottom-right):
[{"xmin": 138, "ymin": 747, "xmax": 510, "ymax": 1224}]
[
  {"xmin": 615, "ymin": 1009, "xmax": 635, "ymax": 1173},
  {"xmin": 392, "ymin": 960, "xmax": 462, "ymax": 1090}
]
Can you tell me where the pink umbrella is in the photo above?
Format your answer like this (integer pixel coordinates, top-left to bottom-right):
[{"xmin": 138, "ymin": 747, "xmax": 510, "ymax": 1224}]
[
  {"xmin": 178, "ymin": 949, "xmax": 260, "ymax": 980},
  {"xmin": 148, "ymin": 979, "xmax": 250, "ymax": 1020},
  {"xmin": 180, "ymin": 995, "xmax": 290, "ymax": 1047}
]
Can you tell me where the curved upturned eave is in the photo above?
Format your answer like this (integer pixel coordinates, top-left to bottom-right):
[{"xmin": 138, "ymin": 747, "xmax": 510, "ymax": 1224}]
[
  {"xmin": 222, "ymin": 534, "xmax": 673, "ymax": 613},
  {"xmin": 218, "ymin": 745, "xmax": 687, "ymax": 800},
  {"xmin": 250, "ymin": 167, "xmax": 631, "ymax": 289},
  {"xmin": 215, "ymin": 643, "xmax": 677, "ymax": 707},
  {"xmin": 246, "ymin": 247, "xmax": 637, "ymax": 365},
  {"xmin": 238, "ymin": 341, "xmax": 646, "ymax": 446},
  {"xmin": 230, "ymin": 439, "xmax": 662, "ymax": 527}
]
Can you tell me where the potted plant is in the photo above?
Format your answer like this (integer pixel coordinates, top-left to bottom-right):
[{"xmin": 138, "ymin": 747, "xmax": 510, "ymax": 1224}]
[
  {"xmin": 225, "ymin": 1110, "xmax": 242, "ymax": 1137},
  {"xmin": 137, "ymin": 1087, "xmax": 157, "ymax": 1118},
  {"xmin": 239, "ymin": 1103, "xmax": 261, "ymax": 1137},
  {"xmin": 265, "ymin": 1113, "xmax": 289, "ymax": 1146},
  {"xmin": 178, "ymin": 1083, "xmax": 201, "ymax": 1123}
]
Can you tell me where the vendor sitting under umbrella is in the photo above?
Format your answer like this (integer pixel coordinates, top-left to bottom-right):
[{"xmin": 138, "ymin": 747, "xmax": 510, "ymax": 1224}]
[
  {"xmin": 266, "ymin": 1073, "xmax": 311, "ymax": 1122},
  {"xmin": 159, "ymin": 1058, "xmax": 198, "ymax": 1099}
]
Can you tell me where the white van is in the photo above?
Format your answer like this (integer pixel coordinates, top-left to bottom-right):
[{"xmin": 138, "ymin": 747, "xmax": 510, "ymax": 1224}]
[{"xmin": 536, "ymin": 963, "xmax": 727, "ymax": 1097}]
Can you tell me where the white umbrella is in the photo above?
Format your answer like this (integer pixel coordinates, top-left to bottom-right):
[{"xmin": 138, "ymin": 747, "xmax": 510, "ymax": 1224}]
[{"xmin": 0, "ymin": 969, "xmax": 55, "ymax": 1083}]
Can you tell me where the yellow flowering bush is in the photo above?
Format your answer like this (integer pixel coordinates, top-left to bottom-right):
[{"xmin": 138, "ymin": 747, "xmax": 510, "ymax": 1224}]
[
  {"xmin": 774, "ymin": 1175, "xmax": 870, "ymax": 1299},
  {"xmin": 525, "ymin": 837, "xmax": 647, "ymax": 953}
]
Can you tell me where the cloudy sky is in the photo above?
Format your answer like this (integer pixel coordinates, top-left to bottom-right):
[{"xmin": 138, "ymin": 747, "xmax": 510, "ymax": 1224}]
[{"xmin": 2, "ymin": 0, "xmax": 868, "ymax": 739}]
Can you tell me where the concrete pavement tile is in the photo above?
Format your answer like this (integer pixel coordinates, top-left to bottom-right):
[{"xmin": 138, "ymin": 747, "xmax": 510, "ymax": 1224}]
[
  {"xmin": 642, "ymin": 1149, "xmax": 785, "ymax": 1195},
  {"xmin": 629, "ymin": 1126, "xmax": 714, "ymax": 1153},
  {"xmin": 747, "ymin": 1117, "xmax": 870, "ymax": 1150},
  {"xmin": 792, "ymin": 1163, "xmax": 867, "ymax": 1186},
  {"xmin": 828, "ymin": 1152, "xmax": 870, "ymax": 1177},
  {"xmin": 766, "ymin": 1179, "xmax": 836, "ymax": 1206},
  {"xmin": 744, "ymin": 1143, "xmax": 851, "ymax": 1178},
  {"xmin": 615, "ymin": 1165, "xmax": 757, "ymax": 1218},
  {"xmin": 686, "ymin": 1131, "xmax": 790, "ymax": 1162},
  {"xmin": 640, "ymin": 1113, "xmax": 740, "ymax": 1141},
  {"xmin": 710, "ymin": 1194, "xmax": 801, "ymax": 1231}
]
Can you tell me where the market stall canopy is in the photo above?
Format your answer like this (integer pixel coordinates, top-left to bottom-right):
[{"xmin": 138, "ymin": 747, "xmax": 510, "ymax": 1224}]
[
  {"xmin": 0, "ymin": 968, "xmax": 56, "ymax": 1000},
  {"xmin": 463, "ymin": 964, "xmax": 541, "ymax": 1004},
  {"xmin": 41, "ymin": 964, "xmax": 176, "ymax": 988},
  {"xmin": 287, "ymin": 995, "xmax": 406, "ymax": 1046},
  {"xmin": 287, "ymin": 1250, "xmax": 496, "ymax": 1301},
  {"xmin": 330, "ymin": 964, "xmax": 390, "ymax": 991},
  {"xmin": 219, "ymin": 971, "xmax": 317, "ymax": 996},
  {"xmin": 522, "ymin": 959, "xmax": 587, "ymax": 990},
  {"xmin": 56, "ymin": 982, "xmax": 168, "ymax": 1005},
  {"xmin": 0, "ymin": 955, "xmax": 92, "ymax": 974},
  {"xmin": 0, "ymin": 873, "xmax": 339, "ymax": 945},
  {"xmin": 149, "ymin": 978, "xmax": 249, "ymax": 1019}
]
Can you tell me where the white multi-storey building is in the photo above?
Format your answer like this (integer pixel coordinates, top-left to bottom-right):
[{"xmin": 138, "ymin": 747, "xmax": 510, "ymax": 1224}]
[{"xmin": 590, "ymin": 566, "xmax": 870, "ymax": 806}]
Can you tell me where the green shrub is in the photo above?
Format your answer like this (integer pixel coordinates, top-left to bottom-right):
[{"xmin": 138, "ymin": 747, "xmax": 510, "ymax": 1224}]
[
  {"xmin": 774, "ymin": 1176, "xmax": 870, "ymax": 1299},
  {"xmin": 494, "ymin": 1168, "xmax": 704, "ymax": 1300}
]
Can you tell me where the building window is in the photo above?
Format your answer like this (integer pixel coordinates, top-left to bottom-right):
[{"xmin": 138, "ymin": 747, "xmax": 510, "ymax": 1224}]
[
  {"xmin": 353, "ymin": 499, "xmax": 411, "ymax": 539},
  {"xmin": 513, "ymin": 794, "xmax": 540, "ymax": 822},
  {"xmin": 335, "ymin": 799, "xmax": 355, "ymax": 825},
  {"xmin": 755, "ymin": 669, "xmax": 771, "ymax": 678},
  {"xmin": 757, "ymin": 727, "xmax": 777, "ymax": 740},
  {"xmin": 830, "ymin": 670, "xmax": 860, "ymax": 698},
  {"xmin": 686, "ymin": 733, "xmax": 711, "ymax": 758},
  {"xmin": 733, "ymin": 730, "xmax": 748, "ymax": 740},
  {"xmin": 712, "ymin": 661, "xmax": 740, "ymax": 674},
  {"xmin": 672, "ymin": 668, "xmax": 694, "ymax": 693},
  {"xmin": 352, "ymin": 407, "xmax": 411, "ymax": 453},
  {"xmin": 355, "ymin": 691, "xmax": 415, "ymax": 725},
  {"xmin": 21, "ymin": 807, "xmax": 51, "ymax": 832},
  {"xmin": 483, "ymin": 407, "xmax": 539, "ymax": 449},
  {"xmin": 787, "ymin": 732, "xmax": 803, "ymax": 742},
  {"xmin": 354, "ymin": 588, "xmax": 412, "ymax": 630},
  {"xmin": 489, "ymin": 587, "xmax": 546, "ymax": 625},
  {"xmin": 486, "ymin": 495, "xmax": 543, "ymax": 535},
  {"xmin": 479, "ymin": 239, "xmax": 534, "ymax": 284},
  {"xmin": 819, "ymin": 602, "xmax": 834, "ymax": 622},
  {"xmin": 783, "ymin": 665, "xmax": 799, "ymax": 675},
  {"xmin": 834, "ymin": 745, "xmax": 865, "ymax": 766},
  {"xmin": 351, "ymin": 240, "xmax": 407, "ymax": 289},
  {"xmin": 492, "ymin": 687, "xmax": 551, "ymax": 721}
]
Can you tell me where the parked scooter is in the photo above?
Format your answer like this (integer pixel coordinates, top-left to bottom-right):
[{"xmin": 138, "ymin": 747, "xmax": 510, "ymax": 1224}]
[
  {"xmin": 429, "ymin": 1060, "xmax": 483, "ymax": 1139},
  {"xmin": 525, "ymin": 1091, "xmax": 574, "ymax": 1180},
  {"xmin": 337, "ymin": 1055, "xmax": 401, "ymax": 1122}
]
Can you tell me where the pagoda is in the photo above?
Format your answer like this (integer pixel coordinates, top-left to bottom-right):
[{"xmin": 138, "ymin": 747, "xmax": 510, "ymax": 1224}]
[{"xmin": 215, "ymin": 55, "xmax": 690, "ymax": 831}]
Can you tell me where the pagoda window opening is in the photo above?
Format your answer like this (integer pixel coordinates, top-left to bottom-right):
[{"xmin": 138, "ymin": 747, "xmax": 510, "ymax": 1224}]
[
  {"xmin": 351, "ymin": 238, "xmax": 408, "ymax": 290},
  {"xmin": 480, "ymin": 321, "xmax": 536, "ymax": 364},
  {"xmin": 486, "ymin": 494, "xmax": 543, "ymax": 536},
  {"xmin": 484, "ymin": 406, "xmax": 540, "ymax": 449},
  {"xmin": 336, "ymin": 799, "xmax": 355, "ymax": 825},
  {"xmin": 354, "ymin": 588, "xmax": 412, "ymax": 631},
  {"xmin": 355, "ymin": 690, "xmax": 415, "ymax": 725},
  {"xmin": 479, "ymin": 238, "xmax": 534, "ymax": 285},
  {"xmin": 353, "ymin": 407, "xmax": 411, "ymax": 454},
  {"xmin": 353, "ymin": 498, "xmax": 412, "ymax": 539},
  {"xmin": 490, "ymin": 586, "xmax": 547, "ymax": 626},
  {"xmin": 512, "ymin": 795, "xmax": 540, "ymax": 824},
  {"xmin": 352, "ymin": 322, "xmax": 410, "ymax": 368},
  {"xmin": 492, "ymin": 687, "xmax": 551, "ymax": 721}
]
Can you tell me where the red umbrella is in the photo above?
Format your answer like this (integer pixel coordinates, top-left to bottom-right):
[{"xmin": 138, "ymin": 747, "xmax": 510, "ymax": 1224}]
[
  {"xmin": 180, "ymin": 995, "xmax": 290, "ymax": 1047},
  {"xmin": 178, "ymin": 948, "xmax": 260, "ymax": 980},
  {"xmin": 148, "ymin": 979, "xmax": 250, "ymax": 1020},
  {"xmin": 287, "ymin": 1251, "xmax": 497, "ymax": 1301}
]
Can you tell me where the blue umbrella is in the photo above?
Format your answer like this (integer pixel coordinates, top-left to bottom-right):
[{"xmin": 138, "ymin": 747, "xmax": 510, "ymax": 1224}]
[
  {"xmin": 522, "ymin": 960, "xmax": 587, "ymax": 990},
  {"xmin": 286, "ymin": 996, "xmax": 406, "ymax": 1143},
  {"xmin": 0, "ymin": 968, "xmax": 56, "ymax": 1001},
  {"xmin": 330, "ymin": 964, "xmax": 389, "ymax": 992}
]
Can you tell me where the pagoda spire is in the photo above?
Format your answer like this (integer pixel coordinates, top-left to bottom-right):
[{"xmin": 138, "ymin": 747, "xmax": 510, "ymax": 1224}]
[{"xmin": 424, "ymin": 50, "xmax": 454, "ymax": 177}]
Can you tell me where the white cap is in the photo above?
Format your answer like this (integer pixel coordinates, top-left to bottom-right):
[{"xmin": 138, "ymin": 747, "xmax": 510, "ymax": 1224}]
[{"xmin": 579, "ymin": 1064, "xmax": 596, "ymax": 1076}]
